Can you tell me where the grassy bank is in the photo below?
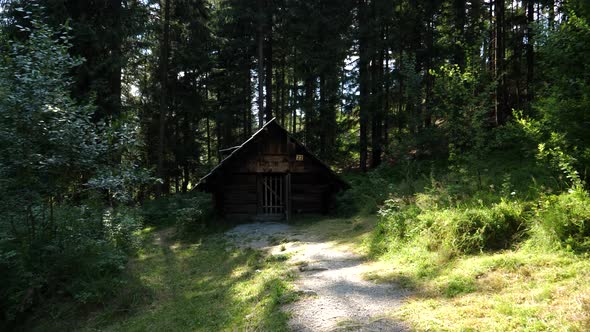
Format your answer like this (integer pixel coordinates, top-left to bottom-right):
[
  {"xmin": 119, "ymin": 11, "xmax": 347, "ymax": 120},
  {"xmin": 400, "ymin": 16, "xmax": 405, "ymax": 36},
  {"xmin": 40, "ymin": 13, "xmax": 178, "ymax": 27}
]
[
  {"xmin": 362, "ymin": 242, "xmax": 590, "ymax": 331},
  {"xmin": 26, "ymin": 226, "xmax": 295, "ymax": 331},
  {"xmin": 339, "ymin": 154, "xmax": 590, "ymax": 331}
]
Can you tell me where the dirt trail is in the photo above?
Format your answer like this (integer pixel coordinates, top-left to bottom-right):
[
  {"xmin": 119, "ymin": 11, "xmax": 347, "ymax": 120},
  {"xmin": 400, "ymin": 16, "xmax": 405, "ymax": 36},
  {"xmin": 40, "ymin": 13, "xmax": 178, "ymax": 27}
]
[{"xmin": 225, "ymin": 222, "xmax": 409, "ymax": 332}]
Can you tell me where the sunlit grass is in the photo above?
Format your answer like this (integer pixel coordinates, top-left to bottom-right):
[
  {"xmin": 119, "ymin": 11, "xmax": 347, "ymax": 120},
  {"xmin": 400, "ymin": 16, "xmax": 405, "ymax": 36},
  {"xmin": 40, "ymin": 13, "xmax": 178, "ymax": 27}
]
[
  {"xmin": 29, "ymin": 227, "xmax": 295, "ymax": 332},
  {"xmin": 362, "ymin": 240, "xmax": 590, "ymax": 331},
  {"xmin": 27, "ymin": 213, "xmax": 590, "ymax": 331}
]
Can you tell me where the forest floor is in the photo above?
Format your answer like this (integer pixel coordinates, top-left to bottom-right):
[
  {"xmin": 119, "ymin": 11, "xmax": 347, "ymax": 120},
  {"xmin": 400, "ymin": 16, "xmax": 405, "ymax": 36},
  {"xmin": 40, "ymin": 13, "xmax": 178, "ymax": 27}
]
[
  {"xmin": 27, "ymin": 215, "xmax": 590, "ymax": 331},
  {"xmin": 30, "ymin": 216, "xmax": 405, "ymax": 332},
  {"xmin": 225, "ymin": 219, "xmax": 409, "ymax": 331}
]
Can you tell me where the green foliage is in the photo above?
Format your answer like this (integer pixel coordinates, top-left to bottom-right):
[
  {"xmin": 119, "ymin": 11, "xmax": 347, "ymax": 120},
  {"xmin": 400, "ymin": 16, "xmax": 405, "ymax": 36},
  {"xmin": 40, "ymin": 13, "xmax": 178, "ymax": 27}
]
[
  {"xmin": 0, "ymin": 14, "xmax": 103, "ymax": 199},
  {"xmin": 431, "ymin": 63, "xmax": 493, "ymax": 153},
  {"xmin": 536, "ymin": 187, "xmax": 590, "ymax": 252},
  {"xmin": 420, "ymin": 200, "xmax": 528, "ymax": 254},
  {"xmin": 370, "ymin": 200, "xmax": 420, "ymax": 255},
  {"xmin": 515, "ymin": 107, "xmax": 585, "ymax": 189},
  {"xmin": 0, "ymin": 204, "xmax": 142, "ymax": 323},
  {"xmin": 535, "ymin": 13, "xmax": 590, "ymax": 183},
  {"xmin": 141, "ymin": 192, "xmax": 213, "ymax": 234},
  {"xmin": 335, "ymin": 169, "xmax": 396, "ymax": 217},
  {"xmin": 0, "ymin": 13, "xmax": 146, "ymax": 326},
  {"xmin": 377, "ymin": 198, "xmax": 415, "ymax": 240},
  {"xmin": 374, "ymin": 194, "xmax": 528, "ymax": 257},
  {"xmin": 365, "ymin": 147, "xmax": 576, "ymax": 257}
]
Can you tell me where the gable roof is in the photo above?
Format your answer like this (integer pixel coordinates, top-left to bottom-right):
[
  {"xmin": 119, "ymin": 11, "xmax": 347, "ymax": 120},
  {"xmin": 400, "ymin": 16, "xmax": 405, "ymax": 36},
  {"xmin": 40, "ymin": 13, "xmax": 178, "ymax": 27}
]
[{"xmin": 196, "ymin": 118, "xmax": 349, "ymax": 189}]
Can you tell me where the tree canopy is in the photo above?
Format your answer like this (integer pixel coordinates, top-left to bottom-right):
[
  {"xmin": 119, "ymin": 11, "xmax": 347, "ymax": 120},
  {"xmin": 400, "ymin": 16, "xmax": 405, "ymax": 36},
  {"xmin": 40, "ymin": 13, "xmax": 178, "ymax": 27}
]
[{"xmin": 1, "ymin": 0, "xmax": 590, "ymax": 328}]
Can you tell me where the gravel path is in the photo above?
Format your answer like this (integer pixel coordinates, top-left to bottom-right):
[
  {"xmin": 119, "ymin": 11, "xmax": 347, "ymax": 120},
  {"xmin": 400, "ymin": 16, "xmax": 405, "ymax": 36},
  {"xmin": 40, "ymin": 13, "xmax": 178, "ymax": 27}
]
[{"xmin": 225, "ymin": 222, "xmax": 409, "ymax": 332}]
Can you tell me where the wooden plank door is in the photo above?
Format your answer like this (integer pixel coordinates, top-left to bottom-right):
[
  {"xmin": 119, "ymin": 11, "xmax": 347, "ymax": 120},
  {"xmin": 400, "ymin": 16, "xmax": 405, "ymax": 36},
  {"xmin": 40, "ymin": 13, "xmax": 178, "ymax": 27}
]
[
  {"xmin": 285, "ymin": 173, "xmax": 291, "ymax": 221},
  {"xmin": 260, "ymin": 174, "xmax": 284, "ymax": 217}
]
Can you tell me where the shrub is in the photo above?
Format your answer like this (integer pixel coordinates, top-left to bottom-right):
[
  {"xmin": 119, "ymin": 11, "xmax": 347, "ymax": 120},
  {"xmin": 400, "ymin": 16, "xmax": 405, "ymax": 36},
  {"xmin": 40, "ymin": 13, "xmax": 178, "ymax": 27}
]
[
  {"xmin": 0, "ymin": 204, "xmax": 142, "ymax": 324},
  {"xmin": 375, "ymin": 197, "xmax": 528, "ymax": 257},
  {"xmin": 377, "ymin": 198, "xmax": 420, "ymax": 241},
  {"xmin": 174, "ymin": 193, "xmax": 214, "ymax": 235},
  {"xmin": 336, "ymin": 170, "xmax": 394, "ymax": 217},
  {"xmin": 142, "ymin": 192, "xmax": 213, "ymax": 234},
  {"xmin": 368, "ymin": 197, "xmax": 421, "ymax": 256},
  {"xmin": 537, "ymin": 187, "xmax": 590, "ymax": 252},
  {"xmin": 420, "ymin": 201, "xmax": 528, "ymax": 254}
]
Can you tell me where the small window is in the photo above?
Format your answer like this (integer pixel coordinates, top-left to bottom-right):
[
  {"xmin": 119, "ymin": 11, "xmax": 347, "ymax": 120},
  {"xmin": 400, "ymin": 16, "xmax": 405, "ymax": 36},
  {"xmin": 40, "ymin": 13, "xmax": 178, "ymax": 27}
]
[{"xmin": 296, "ymin": 154, "xmax": 304, "ymax": 161}]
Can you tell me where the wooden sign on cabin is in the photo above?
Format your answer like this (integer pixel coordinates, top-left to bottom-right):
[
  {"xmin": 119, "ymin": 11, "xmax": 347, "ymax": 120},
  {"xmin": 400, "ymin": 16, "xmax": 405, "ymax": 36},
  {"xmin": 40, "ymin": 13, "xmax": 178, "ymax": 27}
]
[{"xmin": 196, "ymin": 118, "xmax": 349, "ymax": 221}]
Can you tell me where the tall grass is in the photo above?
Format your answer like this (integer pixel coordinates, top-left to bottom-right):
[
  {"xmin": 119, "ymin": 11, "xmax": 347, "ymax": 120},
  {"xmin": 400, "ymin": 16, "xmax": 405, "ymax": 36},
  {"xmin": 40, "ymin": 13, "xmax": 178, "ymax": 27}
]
[{"xmin": 339, "ymin": 153, "xmax": 590, "ymax": 331}]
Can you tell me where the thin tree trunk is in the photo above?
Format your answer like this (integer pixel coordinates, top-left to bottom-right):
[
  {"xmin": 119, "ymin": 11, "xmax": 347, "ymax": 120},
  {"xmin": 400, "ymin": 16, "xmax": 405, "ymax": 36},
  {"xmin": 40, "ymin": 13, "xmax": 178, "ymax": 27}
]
[
  {"xmin": 358, "ymin": 0, "xmax": 369, "ymax": 172},
  {"xmin": 526, "ymin": 0, "xmax": 534, "ymax": 109},
  {"xmin": 397, "ymin": 49, "xmax": 404, "ymax": 137},
  {"xmin": 292, "ymin": 62, "xmax": 297, "ymax": 133},
  {"xmin": 281, "ymin": 56, "xmax": 287, "ymax": 126},
  {"xmin": 454, "ymin": 0, "xmax": 466, "ymax": 68},
  {"xmin": 319, "ymin": 73, "xmax": 327, "ymax": 158},
  {"xmin": 495, "ymin": 0, "xmax": 506, "ymax": 125},
  {"xmin": 548, "ymin": 0, "xmax": 555, "ymax": 30},
  {"xmin": 206, "ymin": 95, "xmax": 211, "ymax": 165},
  {"xmin": 384, "ymin": 33, "xmax": 390, "ymax": 144},
  {"xmin": 182, "ymin": 165, "xmax": 190, "ymax": 193},
  {"xmin": 156, "ymin": 0, "xmax": 170, "ymax": 197},
  {"xmin": 109, "ymin": 0, "xmax": 122, "ymax": 119},
  {"xmin": 246, "ymin": 69, "xmax": 252, "ymax": 136},
  {"xmin": 371, "ymin": 26, "xmax": 384, "ymax": 168},
  {"xmin": 265, "ymin": 27, "xmax": 273, "ymax": 121},
  {"xmin": 304, "ymin": 75, "xmax": 315, "ymax": 147},
  {"xmin": 424, "ymin": 15, "xmax": 434, "ymax": 128},
  {"xmin": 257, "ymin": 0, "xmax": 265, "ymax": 127}
]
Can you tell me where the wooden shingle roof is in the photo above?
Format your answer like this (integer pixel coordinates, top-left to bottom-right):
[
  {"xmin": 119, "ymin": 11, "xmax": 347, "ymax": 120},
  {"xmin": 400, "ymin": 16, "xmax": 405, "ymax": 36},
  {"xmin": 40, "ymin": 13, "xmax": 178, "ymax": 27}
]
[{"xmin": 196, "ymin": 118, "xmax": 349, "ymax": 189}]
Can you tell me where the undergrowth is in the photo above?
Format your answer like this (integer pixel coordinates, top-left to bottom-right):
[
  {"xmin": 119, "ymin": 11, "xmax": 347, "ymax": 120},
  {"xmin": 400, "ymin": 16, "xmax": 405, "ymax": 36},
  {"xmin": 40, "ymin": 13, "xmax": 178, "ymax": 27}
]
[
  {"xmin": 341, "ymin": 149, "xmax": 590, "ymax": 331},
  {"xmin": 25, "ymin": 225, "xmax": 295, "ymax": 332}
]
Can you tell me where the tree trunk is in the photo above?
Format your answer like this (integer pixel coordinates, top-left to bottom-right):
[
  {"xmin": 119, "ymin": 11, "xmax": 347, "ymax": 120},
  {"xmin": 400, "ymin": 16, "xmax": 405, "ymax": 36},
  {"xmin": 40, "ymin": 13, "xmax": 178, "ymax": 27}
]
[
  {"xmin": 424, "ymin": 15, "xmax": 434, "ymax": 128},
  {"xmin": 243, "ymin": 68, "xmax": 251, "ymax": 140},
  {"xmin": 304, "ymin": 75, "xmax": 315, "ymax": 147},
  {"xmin": 156, "ymin": 0, "xmax": 171, "ymax": 197},
  {"xmin": 108, "ymin": 0, "xmax": 122, "ymax": 120},
  {"xmin": 526, "ymin": 0, "xmax": 534, "ymax": 109},
  {"xmin": 495, "ymin": 0, "xmax": 506, "ymax": 125},
  {"xmin": 384, "ymin": 28, "xmax": 390, "ymax": 145},
  {"xmin": 257, "ymin": 0, "xmax": 265, "ymax": 127},
  {"xmin": 548, "ymin": 0, "xmax": 555, "ymax": 30},
  {"xmin": 319, "ymin": 73, "xmax": 327, "ymax": 158},
  {"xmin": 371, "ymin": 26, "xmax": 384, "ymax": 168},
  {"xmin": 292, "ymin": 58, "xmax": 298, "ymax": 133},
  {"xmin": 397, "ymin": 49, "xmax": 404, "ymax": 138},
  {"xmin": 358, "ymin": 0, "xmax": 369, "ymax": 172},
  {"xmin": 454, "ymin": 0, "xmax": 466, "ymax": 68},
  {"xmin": 264, "ymin": 23, "xmax": 273, "ymax": 122},
  {"xmin": 281, "ymin": 56, "xmax": 287, "ymax": 126}
]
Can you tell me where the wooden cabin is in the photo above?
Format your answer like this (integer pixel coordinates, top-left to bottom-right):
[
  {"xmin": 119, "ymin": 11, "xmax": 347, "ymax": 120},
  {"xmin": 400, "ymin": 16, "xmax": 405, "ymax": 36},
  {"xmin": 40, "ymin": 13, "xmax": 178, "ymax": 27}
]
[{"xmin": 196, "ymin": 118, "xmax": 349, "ymax": 220}]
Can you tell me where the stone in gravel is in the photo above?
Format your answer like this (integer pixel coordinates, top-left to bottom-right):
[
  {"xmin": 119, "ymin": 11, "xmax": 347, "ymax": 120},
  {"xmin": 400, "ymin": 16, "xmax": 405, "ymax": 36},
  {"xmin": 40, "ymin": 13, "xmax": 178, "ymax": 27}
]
[
  {"xmin": 295, "ymin": 289, "xmax": 318, "ymax": 296},
  {"xmin": 299, "ymin": 264, "xmax": 329, "ymax": 272}
]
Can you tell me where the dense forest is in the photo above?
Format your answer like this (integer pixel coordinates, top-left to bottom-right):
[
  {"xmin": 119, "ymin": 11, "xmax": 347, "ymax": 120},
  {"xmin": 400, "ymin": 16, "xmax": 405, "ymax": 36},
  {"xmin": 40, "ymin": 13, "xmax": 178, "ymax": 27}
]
[{"xmin": 1, "ymin": 0, "xmax": 590, "ymax": 330}]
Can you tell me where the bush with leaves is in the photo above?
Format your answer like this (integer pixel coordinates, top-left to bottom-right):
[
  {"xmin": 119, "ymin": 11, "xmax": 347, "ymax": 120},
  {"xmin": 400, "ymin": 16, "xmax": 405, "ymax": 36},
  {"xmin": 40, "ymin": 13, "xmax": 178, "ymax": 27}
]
[
  {"xmin": 336, "ymin": 169, "xmax": 395, "ymax": 217},
  {"xmin": 535, "ymin": 13, "xmax": 590, "ymax": 184},
  {"xmin": 0, "ymin": 10, "xmax": 145, "ymax": 325},
  {"xmin": 536, "ymin": 187, "xmax": 590, "ymax": 252},
  {"xmin": 142, "ymin": 192, "xmax": 213, "ymax": 234}
]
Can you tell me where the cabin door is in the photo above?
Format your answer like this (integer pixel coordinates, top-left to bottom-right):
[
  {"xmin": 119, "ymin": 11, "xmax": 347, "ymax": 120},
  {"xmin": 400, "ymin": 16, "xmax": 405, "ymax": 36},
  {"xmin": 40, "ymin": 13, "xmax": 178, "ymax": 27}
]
[{"xmin": 259, "ymin": 174, "xmax": 285, "ymax": 218}]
